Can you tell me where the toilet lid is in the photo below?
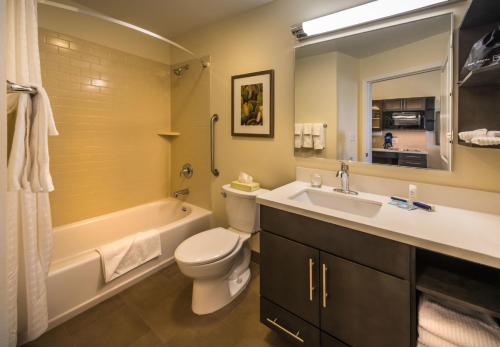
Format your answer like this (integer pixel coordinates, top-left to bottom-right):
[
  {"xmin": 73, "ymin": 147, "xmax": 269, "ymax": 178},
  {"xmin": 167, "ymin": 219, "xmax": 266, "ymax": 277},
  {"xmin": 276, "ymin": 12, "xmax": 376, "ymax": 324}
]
[{"xmin": 175, "ymin": 227, "xmax": 240, "ymax": 265}]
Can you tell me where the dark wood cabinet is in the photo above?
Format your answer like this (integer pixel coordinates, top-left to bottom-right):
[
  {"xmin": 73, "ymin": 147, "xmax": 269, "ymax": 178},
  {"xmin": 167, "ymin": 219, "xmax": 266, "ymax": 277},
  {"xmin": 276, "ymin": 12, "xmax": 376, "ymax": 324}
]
[
  {"xmin": 260, "ymin": 206, "xmax": 413, "ymax": 347},
  {"xmin": 404, "ymin": 98, "xmax": 426, "ymax": 111},
  {"xmin": 398, "ymin": 153, "xmax": 428, "ymax": 168},
  {"xmin": 261, "ymin": 231, "xmax": 320, "ymax": 326},
  {"xmin": 260, "ymin": 205, "xmax": 500, "ymax": 347},
  {"xmin": 383, "ymin": 99, "xmax": 403, "ymax": 111},
  {"xmin": 320, "ymin": 253, "xmax": 411, "ymax": 347}
]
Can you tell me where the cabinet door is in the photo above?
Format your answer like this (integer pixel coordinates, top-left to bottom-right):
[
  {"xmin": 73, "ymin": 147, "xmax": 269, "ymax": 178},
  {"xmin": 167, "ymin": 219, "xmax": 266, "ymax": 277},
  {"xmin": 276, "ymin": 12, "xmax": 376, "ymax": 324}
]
[
  {"xmin": 320, "ymin": 253, "xmax": 411, "ymax": 347},
  {"xmin": 261, "ymin": 231, "xmax": 320, "ymax": 326},
  {"xmin": 383, "ymin": 99, "xmax": 402, "ymax": 111},
  {"xmin": 404, "ymin": 98, "xmax": 426, "ymax": 111}
]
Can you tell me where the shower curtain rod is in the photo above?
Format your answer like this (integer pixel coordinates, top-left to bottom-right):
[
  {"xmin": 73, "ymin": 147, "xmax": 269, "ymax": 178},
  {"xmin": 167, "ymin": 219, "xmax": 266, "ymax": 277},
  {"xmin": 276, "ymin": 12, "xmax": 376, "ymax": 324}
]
[
  {"xmin": 6, "ymin": 80, "xmax": 38, "ymax": 95},
  {"xmin": 37, "ymin": 0, "xmax": 209, "ymax": 67}
]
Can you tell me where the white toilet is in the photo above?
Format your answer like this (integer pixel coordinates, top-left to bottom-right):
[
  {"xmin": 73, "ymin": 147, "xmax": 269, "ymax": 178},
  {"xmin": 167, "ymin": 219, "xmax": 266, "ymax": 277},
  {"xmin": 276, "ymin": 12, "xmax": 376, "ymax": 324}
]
[{"xmin": 174, "ymin": 184, "xmax": 269, "ymax": 315}]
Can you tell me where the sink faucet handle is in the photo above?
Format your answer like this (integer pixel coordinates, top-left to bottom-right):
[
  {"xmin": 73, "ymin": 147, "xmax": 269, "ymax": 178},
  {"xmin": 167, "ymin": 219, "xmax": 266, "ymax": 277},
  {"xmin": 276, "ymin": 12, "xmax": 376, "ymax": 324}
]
[{"xmin": 340, "ymin": 161, "xmax": 349, "ymax": 173}]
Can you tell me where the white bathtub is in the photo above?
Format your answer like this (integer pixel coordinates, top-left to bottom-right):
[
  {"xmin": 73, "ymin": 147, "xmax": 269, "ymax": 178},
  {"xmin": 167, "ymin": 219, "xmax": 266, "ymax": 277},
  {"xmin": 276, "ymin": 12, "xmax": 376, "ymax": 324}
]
[{"xmin": 47, "ymin": 199, "xmax": 212, "ymax": 328}]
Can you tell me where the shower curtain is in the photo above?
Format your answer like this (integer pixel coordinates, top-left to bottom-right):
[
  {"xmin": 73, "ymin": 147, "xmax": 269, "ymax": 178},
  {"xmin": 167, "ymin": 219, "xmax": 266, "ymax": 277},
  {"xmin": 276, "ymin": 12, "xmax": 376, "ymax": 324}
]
[{"xmin": 5, "ymin": 0, "xmax": 58, "ymax": 345}]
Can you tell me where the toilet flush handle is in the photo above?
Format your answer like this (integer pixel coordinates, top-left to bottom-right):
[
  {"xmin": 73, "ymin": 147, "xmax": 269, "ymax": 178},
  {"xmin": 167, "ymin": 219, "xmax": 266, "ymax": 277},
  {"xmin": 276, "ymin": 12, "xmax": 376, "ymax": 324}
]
[{"xmin": 221, "ymin": 191, "xmax": 227, "ymax": 198}]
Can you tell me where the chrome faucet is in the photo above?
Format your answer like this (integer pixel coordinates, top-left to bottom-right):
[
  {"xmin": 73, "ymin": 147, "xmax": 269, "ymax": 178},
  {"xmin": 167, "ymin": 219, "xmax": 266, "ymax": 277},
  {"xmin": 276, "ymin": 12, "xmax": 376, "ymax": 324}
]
[
  {"xmin": 173, "ymin": 188, "xmax": 189, "ymax": 198},
  {"xmin": 334, "ymin": 162, "xmax": 358, "ymax": 195}
]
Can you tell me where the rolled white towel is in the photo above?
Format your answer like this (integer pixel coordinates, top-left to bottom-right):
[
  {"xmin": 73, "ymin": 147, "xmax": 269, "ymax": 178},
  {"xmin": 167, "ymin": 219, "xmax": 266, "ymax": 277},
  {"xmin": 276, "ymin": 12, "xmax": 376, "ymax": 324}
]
[
  {"xmin": 418, "ymin": 296, "xmax": 500, "ymax": 347},
  {"xmin": 312, "ymin": 123, "xmax": 325, "ymax": 150},
  {"xmin": 294, "ymin": 123, "xmax": 303, "ymax": 148},
  {"xmin": 471, "ymin": 136, "xmax": 500, "ymax": 146},
  {"xmin": 487, "ymin": 130, "xmax": 500, "ymax": 138},
  {"xmin": 302, "ymin": 123, "xmax": 313, "ymax": 148},
  {"xmin": 458, "ymin": 129, "xmax": 487, "ymax": 143}
]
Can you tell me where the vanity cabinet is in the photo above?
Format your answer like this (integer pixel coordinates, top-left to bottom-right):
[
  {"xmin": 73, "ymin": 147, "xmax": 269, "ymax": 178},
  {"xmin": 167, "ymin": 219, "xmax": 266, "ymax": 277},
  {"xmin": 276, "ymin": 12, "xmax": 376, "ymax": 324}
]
[
  {"xmin": 261, "ymin": 231, "xmax": 320, "ymax": 326},
  {"xmin": 320, "ymin": 253, "xmax": 411, "ymax": 347},
  {"xmin": 260, "ymin": 206, "xmax": 414, "ymax": 347}
]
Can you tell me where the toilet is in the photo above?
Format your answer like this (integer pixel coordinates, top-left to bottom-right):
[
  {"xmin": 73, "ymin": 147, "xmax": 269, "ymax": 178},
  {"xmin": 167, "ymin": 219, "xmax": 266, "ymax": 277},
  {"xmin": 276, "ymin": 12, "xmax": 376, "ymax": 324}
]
[{"xmin": 174, "ymin": 184, "xmax": 269, "ymax": 315}]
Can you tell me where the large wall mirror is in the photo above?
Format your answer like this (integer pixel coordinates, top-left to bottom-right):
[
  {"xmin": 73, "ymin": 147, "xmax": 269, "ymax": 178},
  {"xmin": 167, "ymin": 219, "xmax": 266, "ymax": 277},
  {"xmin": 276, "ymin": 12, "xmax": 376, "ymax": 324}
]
[{"xmin": 294, "ymin": 14, "xmax": 454, "ymax": 171}]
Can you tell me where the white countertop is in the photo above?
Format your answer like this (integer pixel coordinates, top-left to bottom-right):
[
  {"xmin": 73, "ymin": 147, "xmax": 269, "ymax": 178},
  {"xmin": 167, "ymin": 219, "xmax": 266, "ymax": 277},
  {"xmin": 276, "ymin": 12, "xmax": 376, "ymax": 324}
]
[
  {"xmin": 257, "ymin": 181, "xmax": 500, "ymax": 269},
  {"xmin": 372, "ymin": 148, "xmax": 428, "ymax": 155}
]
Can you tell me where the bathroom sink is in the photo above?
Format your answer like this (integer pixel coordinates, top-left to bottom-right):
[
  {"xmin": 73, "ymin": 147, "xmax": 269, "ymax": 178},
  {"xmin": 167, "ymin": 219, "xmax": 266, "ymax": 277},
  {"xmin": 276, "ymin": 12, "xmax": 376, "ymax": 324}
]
[{"xmin": 289, "ymin": 189, "xmax": 382, "ymax": 217}]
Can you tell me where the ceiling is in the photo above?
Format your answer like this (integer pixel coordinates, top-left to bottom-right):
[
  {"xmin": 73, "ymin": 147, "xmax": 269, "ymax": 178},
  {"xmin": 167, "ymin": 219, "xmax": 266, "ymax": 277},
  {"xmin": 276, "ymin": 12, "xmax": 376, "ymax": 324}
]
[
  {"xmin": 296, "ymin": 14, "xmax": 452, "ymax": 59},
  {"xmin": 73, "ymin": 0, "xmax": 274, "ymax": 38}
]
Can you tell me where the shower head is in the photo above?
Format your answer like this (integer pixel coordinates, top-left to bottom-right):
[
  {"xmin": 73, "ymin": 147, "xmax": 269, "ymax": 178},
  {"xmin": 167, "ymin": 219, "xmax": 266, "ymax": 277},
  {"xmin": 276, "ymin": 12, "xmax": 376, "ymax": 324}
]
[{"xmin": 173, "ymin": 64, "xmax": 190, "ymax": 77}]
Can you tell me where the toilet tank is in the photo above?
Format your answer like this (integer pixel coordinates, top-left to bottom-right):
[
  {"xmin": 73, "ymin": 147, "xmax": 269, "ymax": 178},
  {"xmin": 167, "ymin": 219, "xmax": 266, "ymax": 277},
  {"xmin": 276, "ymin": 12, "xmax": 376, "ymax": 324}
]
[{"xmin": 222, "ymin": 184, "xmax": 269, "ymax": 234}]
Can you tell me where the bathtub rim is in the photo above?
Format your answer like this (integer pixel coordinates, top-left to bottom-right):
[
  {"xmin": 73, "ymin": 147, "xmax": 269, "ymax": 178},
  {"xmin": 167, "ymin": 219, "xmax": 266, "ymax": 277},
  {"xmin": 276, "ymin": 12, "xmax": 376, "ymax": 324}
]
[{"xmin": 50, "ymin": 198, "xmax": 211, "ymax": 271}]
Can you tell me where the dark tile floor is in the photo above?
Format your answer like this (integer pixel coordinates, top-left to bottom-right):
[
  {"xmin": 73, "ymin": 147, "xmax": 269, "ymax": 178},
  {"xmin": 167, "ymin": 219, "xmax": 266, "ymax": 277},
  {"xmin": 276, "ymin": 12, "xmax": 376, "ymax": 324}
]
[{"xmin": 25, "ymin": 262, "xmax": 291, "ymax": 347}]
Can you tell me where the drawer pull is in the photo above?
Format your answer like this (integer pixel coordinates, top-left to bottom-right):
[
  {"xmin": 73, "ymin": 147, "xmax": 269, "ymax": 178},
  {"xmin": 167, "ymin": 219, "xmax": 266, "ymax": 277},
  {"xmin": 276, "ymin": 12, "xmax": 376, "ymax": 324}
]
[
  {"xmin": 266, "ymin": 318, "xmax": 304, "ymax": 343},
  {"xmin": 322, "ymin": 263, "xmax": 328, "ymax": 308},
  {"xmin": 308, "ymin": 258, "xmax": 315, "ymax": 301}
]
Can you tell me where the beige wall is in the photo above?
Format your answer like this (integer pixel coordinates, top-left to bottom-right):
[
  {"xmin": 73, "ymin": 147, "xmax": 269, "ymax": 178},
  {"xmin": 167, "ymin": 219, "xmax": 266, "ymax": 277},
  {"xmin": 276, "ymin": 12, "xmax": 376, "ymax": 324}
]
[
  {"xmin": 337, "ymin": 52, "xmax": 359, "ymax": 161},
  {"xmin": 295, "ymin": 51, "xmax": 338, "ymax": 158},
  {"xmin": 172, "ymin": 0, "xmax": 500, "ymax": 247},
  {"xmin": 170, "ymin": 57, "xmax": 212, "ymax": 210},
  {"xmin": 372, "ymin": 69, "xmax": 441, "ymax": 101},
  {"xmin": 40, "ymin": 28, "xmax": 172, "ymax": 226}
]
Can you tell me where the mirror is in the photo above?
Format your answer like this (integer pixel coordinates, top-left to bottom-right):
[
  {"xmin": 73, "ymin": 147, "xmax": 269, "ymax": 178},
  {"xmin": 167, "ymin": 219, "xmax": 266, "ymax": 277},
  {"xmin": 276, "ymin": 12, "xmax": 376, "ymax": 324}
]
[{"xmin": 294, "ymin": 14, "xmax": 453, "ymax": 171}]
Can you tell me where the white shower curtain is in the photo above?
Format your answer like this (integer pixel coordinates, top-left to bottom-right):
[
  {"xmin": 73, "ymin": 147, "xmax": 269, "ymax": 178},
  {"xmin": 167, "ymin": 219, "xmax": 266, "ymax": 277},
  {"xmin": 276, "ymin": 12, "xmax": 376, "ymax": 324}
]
[{"xmin": 5, "ymin": 0, "xmax": 58, "ymax": 345}]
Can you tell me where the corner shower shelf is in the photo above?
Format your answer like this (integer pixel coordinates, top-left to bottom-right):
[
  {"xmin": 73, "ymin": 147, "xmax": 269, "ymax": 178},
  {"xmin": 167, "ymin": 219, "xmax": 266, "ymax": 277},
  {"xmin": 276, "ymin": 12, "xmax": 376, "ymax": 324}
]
[{"xmin": 157, "ymin": 131, "xmax": 180, "ymax": 137}]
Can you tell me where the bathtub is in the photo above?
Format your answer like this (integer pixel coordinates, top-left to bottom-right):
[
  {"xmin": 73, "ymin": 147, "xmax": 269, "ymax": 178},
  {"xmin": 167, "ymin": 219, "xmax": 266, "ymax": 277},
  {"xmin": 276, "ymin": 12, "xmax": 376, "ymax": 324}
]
[{"xmin": 47, "ymin": 199, "xmax": 212, "ymax": 328}]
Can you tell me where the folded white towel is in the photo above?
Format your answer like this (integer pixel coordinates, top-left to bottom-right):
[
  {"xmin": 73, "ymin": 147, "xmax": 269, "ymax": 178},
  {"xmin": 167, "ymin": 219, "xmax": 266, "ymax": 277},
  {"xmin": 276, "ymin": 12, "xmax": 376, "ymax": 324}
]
[
  {"xmin": 458, "ymin": 129, "xmax": 487, "ymax": 143},
  {"xmin": 302, "ymin": 123, "xmax": 313, "ymax": 148},
  {"xmin": 30, "ymin": 87, "xmax": 59, "ymax": 193},
  {"xmin": 418, "ymin": 296, "xmax": 500, "ymax": 347},
  {"xmin": 312, "ymin": 123, "xmax": 325, "ymax": 150},
  {"xmin": 96, "ymin": 229, "xmax": 162, "ymax": 283},
  {"xmin": 471, "ymin": 136, "xmax": 500, "ymax": 146},
  {"xmin": 418, "ymin": 326, "xmax": 457, "ymax": 347},
  {"xmin": 294, "ymin": 123, "xmax": 303, "ymax": 149}
]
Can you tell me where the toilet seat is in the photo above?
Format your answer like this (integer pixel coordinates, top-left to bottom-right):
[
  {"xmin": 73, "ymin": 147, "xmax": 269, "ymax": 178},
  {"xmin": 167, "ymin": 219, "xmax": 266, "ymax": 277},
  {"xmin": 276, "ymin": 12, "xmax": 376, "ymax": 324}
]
[{"xmin": 175, "ymin": 228, "xmax": 240, "ymax": 266}]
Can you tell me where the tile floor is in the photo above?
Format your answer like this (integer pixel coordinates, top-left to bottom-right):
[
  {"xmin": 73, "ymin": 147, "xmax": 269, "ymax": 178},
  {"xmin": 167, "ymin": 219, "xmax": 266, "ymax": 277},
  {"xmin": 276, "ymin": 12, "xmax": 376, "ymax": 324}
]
[{"xmin": 24, "ymin": 262, "xmax": 291, "ymax": 347}]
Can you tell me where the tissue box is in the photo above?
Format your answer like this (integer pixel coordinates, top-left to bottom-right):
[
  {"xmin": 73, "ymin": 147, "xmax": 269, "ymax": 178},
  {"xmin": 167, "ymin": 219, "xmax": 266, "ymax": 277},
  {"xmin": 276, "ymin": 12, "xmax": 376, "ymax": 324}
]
[{"xmin": 230, "ymin": 181, "xmax": 260, "ymax": 192}]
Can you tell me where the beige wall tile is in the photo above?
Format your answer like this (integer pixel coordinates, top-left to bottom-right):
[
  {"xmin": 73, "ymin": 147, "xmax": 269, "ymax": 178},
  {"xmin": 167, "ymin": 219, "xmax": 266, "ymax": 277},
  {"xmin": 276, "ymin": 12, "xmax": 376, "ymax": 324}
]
[{"xmin": 40, "ymin": 28, "xmax": 172, "ymax": 226}]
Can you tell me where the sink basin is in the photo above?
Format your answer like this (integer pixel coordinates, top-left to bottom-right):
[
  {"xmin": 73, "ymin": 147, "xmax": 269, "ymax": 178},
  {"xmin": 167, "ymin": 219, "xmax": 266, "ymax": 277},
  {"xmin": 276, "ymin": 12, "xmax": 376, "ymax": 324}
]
[{"xmin": 289, "ymin": 189, "xmax": 382, "ymax": 217}]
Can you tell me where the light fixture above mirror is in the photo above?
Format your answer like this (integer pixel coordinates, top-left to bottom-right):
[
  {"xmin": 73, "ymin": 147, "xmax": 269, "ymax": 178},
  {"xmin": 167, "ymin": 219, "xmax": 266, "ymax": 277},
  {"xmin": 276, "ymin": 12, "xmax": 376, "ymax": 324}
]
[{"xmin": 292, "ymin": 0, "xmax": 459, "ymax": 40}]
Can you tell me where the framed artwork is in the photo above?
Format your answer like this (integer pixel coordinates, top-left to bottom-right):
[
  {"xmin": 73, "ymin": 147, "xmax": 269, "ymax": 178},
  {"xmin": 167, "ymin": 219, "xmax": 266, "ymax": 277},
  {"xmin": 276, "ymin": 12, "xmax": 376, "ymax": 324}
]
[{"xmin": 231, "ymin": 70, "xmax": 274, "ymax": 137}]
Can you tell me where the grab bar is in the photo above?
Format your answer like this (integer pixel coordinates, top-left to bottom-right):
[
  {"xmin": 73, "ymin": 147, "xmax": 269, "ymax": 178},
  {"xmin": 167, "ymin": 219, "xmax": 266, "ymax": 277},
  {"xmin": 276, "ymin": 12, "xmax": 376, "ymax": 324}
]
[{"xmin": 210, "ymin": 114, "xmax": 220, "ymax": 176}]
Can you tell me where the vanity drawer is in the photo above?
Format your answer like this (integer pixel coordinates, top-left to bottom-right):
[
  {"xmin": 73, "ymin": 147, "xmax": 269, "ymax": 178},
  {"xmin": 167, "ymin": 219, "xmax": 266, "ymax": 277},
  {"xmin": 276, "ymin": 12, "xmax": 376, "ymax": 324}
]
[
  {"xmin": 322, "ymin": 333, "xmax": 349, "ymax": 347},
  {"xmin": 261, "ymin": 297, "xmax": 320, "ymax": 347},
  {"xmin": 261, "ymin": 206, "xmax": 411, "ymax": 279},
  {"xmin": 398, "ymin": 153, "xmax": 427, "ymax": 168}
]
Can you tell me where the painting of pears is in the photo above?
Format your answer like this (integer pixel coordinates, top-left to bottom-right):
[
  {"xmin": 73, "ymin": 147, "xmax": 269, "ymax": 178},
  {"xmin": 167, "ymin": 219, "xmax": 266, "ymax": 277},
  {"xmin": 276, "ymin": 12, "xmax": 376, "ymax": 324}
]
[{"xmin": 240, "ymin": 83, "xmax": 264, "ymax": 126}]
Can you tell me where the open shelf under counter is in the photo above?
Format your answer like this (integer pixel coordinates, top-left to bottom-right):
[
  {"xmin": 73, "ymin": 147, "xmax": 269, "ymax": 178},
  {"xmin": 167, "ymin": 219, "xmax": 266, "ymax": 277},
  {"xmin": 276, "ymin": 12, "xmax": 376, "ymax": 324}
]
[
  {"xmin": 459, "ymin": 64, "xmax": 500, "ymax": 88},
  {"xmin": 458, "ymin": 139, "xmax": 500, "ymax": 149},
  {"xmin": 416, "ymin": 249, "xmax": 500, "ymax": 319}
]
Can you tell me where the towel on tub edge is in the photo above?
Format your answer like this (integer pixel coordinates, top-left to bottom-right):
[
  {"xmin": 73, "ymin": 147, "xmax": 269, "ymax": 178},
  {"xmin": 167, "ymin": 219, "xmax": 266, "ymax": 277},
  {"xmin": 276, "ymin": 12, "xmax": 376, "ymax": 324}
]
[{"xmin": 96, "ymin": 229, "xmax": 162, "ymax": 283}]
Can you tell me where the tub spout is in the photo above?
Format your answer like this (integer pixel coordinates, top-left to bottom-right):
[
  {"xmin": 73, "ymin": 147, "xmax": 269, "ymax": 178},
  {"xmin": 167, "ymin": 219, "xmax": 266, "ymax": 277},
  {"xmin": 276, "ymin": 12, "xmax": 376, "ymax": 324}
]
[{"xmin": 173, "ymin": 188, "xmax": 189, "ymax": 198}]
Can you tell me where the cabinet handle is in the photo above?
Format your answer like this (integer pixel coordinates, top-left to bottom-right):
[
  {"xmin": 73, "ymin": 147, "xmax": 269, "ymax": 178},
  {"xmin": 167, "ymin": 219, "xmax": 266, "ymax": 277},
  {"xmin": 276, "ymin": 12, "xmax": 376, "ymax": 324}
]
[
  {"xmin": 266, "ymin": 318, "xmax": 304, "ymax": 343},
  {"xmin": 322, "ymin": 263, "xmax": 328, "ymax": 308},
  {"xmin": 308, "ymin": 258, "xmax": 315, "ymax": 301}
]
